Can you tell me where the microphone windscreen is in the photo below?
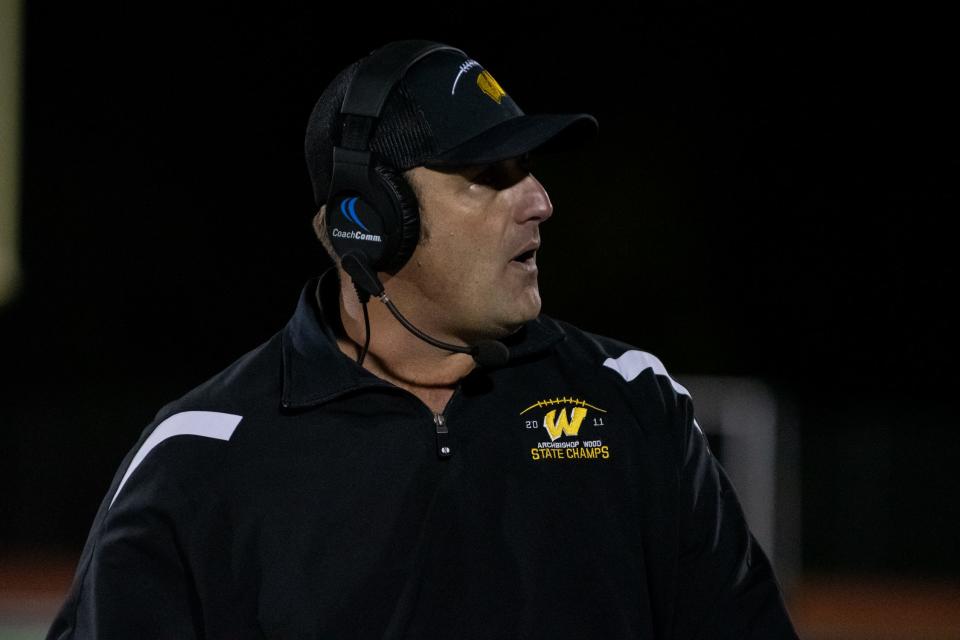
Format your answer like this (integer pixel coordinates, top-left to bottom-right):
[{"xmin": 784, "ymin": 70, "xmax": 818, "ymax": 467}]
[{"xmin": 473, "ymin": 340, "xmax": 510, "ymax": 368}]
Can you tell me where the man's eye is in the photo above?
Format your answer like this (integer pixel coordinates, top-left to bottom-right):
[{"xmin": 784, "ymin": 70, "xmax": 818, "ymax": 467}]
[
  {"xmin": 472, "ymin": 167, "xmax": 495, "ymax": 184},
  {"xmin": 517, "ymin": 154, "xmax": 535, "ymax": 177},
  {"xmin": 470, "ymin": 156, "xmax": 531, "ymax": 188}
]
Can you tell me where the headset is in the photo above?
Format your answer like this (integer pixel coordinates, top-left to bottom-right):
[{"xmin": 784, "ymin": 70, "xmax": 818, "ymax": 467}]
[
  {"xmin": 323, "ymin": 40, "xmax": 510, "ymax": 371},
  {"xmin": 324, "ymin": 39, "xmax": 462, "ymax": 276}
]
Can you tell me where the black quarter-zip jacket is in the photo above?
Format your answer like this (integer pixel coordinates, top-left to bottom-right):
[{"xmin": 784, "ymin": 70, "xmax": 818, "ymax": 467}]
[{"xmin": 47, "ymin": 266, "xmax": 799, "ymax": 640}]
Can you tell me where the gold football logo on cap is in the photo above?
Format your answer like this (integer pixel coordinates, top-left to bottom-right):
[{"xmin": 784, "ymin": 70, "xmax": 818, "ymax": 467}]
[{"xmin": 477, "ymin": 69, "xmax": 507, "ymax": 104}]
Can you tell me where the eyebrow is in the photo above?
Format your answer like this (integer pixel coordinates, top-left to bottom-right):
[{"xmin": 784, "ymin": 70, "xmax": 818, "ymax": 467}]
[{"xmin": 473, "ymin": 154, "xmax": 531, "ymax": 175}]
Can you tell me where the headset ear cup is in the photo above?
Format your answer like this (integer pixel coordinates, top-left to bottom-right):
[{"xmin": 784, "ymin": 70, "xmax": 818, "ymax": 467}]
[{"xmin": 374, "ymin": 163, "xmax": 421, "ymax": 274}]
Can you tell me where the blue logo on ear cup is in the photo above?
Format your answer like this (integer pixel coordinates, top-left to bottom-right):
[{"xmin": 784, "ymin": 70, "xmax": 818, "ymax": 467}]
[{"xmin": 339, "ymin": 197, "xmax": 370, "ymax": 232}]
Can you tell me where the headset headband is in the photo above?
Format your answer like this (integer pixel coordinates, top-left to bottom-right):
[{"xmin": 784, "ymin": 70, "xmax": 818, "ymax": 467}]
[
  {"xmin": 325, "ymin": 40, "xmax": 465, "ymax": 274},
  {"xmin": 337, "ymin": 40, "xmax": 466, "ymax": 152}
]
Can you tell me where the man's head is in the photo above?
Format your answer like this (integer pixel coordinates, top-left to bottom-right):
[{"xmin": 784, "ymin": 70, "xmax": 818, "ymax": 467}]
[
  {"xmin": 312, "ymin": 151, "xmax": 549, "ymax": 341},
  {"xmin": 304, "ymin": 40, "xmax": 597, "ymax": 340}
]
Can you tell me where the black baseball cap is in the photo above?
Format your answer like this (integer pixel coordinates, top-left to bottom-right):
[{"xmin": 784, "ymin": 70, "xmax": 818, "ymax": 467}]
[{"xmin": 305, "ymin": 41, "xmax": 599, "ymax": 207}]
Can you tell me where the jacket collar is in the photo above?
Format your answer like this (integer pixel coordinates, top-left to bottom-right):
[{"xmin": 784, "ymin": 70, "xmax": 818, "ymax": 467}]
[{"xmin": 280, "ymin": 265, "xmax": 565, "ymax": 410}]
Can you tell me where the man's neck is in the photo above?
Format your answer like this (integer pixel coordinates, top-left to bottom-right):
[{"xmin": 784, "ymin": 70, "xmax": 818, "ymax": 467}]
[{"xmin": 333, "ymin": 272, "xmax": 477, "ymax": 392}]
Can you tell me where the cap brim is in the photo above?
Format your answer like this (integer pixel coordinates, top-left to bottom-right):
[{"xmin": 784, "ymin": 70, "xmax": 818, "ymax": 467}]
[{"xmin": 420, "ymin": 113, "xmax": 599, "ymax": 168}]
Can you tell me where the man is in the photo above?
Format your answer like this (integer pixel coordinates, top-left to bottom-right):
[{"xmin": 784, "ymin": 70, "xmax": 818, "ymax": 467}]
[{"xmin": 47, "ymin": 40, "xmax": 799, "ymax": 639}]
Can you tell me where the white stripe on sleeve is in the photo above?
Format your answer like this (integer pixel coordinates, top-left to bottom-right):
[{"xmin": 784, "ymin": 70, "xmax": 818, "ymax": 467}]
[{"xmin": 109, "ymin": 410, "xmax": 242, "ymax": 508}]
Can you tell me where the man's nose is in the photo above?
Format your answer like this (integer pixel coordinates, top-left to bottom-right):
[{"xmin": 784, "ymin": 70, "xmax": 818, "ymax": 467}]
[{"xmin": 515, "ymin": 174, "xmax": 554, "ymax": 224}]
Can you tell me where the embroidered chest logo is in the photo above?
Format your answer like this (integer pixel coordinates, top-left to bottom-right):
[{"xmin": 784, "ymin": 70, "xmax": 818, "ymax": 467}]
[{"xmin": 519, "ymin": 396, "xmax": 610, "ymax": 462}]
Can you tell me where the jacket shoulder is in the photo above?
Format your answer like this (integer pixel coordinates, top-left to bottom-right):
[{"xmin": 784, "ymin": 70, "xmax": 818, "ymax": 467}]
[
  {"xmin": 539, "ymin": 314, "xmax": 693, "ymax": 408},
  {"xmin": 104, "ymin": 330, "xmax": 284, "ymax": 509},
  {"xmin": 152, "ymin": 329, "xmax": 284, "ymax": 423}
]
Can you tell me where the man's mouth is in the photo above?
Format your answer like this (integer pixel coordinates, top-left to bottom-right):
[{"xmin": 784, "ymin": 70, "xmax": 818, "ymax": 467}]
[{"xmin": 511, "ymin": 248, "xmax": 536, "ymax": 264}]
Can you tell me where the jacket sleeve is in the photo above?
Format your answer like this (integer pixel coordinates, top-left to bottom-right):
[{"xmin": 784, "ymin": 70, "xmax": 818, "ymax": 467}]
[
  {"xmin": 670, "ymin": 391, "xmax": 800, "ymax": 640},
  {"xmin": 45, "ymin": 427, "xmax": 203, "ymax": 640}
]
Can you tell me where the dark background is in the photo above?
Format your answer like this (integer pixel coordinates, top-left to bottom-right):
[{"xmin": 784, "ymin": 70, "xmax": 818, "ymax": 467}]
[{"xmin": 2, "ymin": 2, "xmax": 957, "ymax": 581}]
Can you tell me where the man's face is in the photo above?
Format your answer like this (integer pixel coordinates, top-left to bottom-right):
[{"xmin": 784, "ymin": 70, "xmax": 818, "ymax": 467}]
[{"xmin": 399, "ymin": 153, "xmax": 554, "ymax": 343}]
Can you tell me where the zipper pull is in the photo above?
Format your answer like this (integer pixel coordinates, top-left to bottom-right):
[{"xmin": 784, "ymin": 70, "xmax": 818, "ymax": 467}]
[{"xmin": 434, "ymin": 413, "xmax": 452, "ymax": 458}]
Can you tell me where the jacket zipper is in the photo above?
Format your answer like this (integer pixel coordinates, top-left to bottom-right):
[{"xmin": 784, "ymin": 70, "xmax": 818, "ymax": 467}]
[
  {"xmin": 433, "ymin": 382, "xmax": 463, "ymax": 459},
  {"xmin": 356, "ymin": 379, "xmax": 463, "ymax": 460},
  {"xmin": 434, "ymin": 413, "xmax": 451, "ymax": 458}
]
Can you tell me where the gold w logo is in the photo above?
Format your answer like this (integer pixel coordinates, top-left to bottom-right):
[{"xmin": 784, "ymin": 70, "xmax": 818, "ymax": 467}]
[
  {"xmin": 477, "ymin": 70, "xmax": 506, "ymax": 104},
  {"xmin": 544, "ymin": 407, "xmax": 588, "ymax": 442}
]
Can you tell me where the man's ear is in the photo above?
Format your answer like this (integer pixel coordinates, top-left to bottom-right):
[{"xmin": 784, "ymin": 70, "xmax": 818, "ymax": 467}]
[{"xmin": 312, "ymin": 204, "xmax": 326, "ymax": 240}]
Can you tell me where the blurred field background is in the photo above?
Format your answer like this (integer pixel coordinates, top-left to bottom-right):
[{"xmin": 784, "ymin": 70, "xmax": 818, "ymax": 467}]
[{"xmin": 1, "ymin": 1, "xmax": 957, "ymax": 638}]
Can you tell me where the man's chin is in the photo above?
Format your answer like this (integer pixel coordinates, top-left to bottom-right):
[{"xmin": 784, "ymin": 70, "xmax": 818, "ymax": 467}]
[
  {"xmin": 498, "ymin": 321, "xmax": 526, "ymax": 340},
  {"xmin": 460, "ymin": 295, "xmax": 541, "ymax": 343},
  {"xmin": 487, "ymin": 307, "xmax": 540, "ymax": 341}
]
